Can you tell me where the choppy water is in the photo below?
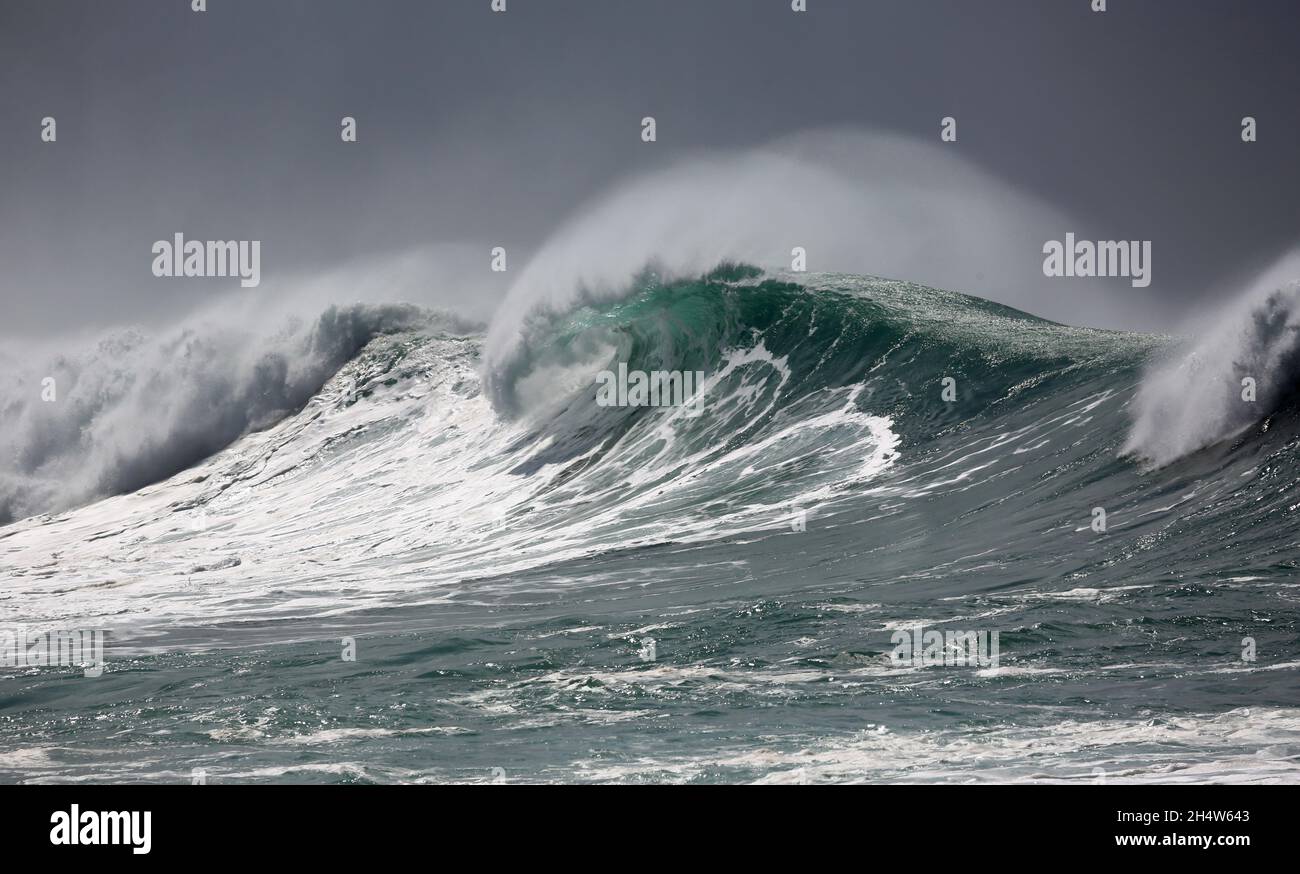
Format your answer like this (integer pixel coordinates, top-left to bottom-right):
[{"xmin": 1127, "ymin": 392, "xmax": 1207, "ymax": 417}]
[{"xmin": 2, "ymin": 268, "xmax": 1298, "ymax": 783}]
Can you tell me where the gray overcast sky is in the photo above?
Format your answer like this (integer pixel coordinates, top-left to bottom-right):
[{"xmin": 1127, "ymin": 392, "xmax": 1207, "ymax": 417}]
[{"xmin": 2, "ymin": 0, "xmax": 1298, "ymax": 338}]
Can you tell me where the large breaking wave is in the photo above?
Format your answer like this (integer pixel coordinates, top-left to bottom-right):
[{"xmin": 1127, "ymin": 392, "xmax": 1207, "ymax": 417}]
[{"xmin": 0, "ymin": 302, "xmax": 474, "ymax": 525}]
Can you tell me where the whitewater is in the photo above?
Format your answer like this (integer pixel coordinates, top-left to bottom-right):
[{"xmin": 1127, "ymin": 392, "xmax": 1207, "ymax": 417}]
[{"xmin": 2, "ymin": 258, "xmax": 1299, "ymax": 783}]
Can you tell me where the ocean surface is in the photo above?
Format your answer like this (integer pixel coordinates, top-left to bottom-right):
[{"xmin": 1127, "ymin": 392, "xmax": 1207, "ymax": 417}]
[{"xmin": 2, "ymin": 267, "xmax": 1298, "ymax": 783}]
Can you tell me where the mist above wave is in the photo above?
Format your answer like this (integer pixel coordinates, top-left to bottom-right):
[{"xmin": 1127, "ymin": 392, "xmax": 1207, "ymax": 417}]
[
  {"xmin": 481, "ymin": 128, "xmax": 1158, "ymax": 413},
  {"xmin": 1124, "ymin": 252, "xmax": 1300, "ymax": 466}
]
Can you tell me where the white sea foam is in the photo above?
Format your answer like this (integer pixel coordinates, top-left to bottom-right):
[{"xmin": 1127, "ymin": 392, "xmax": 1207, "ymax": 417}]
[
  {"xmin": 568, "ymin": 707, "xmax": 1300, "ymax": 785},
  {"xmin": 0, "ymin": 326, "xmax": 899, "ymax": 636}
]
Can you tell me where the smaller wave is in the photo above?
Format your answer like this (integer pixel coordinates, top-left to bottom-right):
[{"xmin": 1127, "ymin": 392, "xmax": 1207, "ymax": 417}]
[
  {"xmin": 1124, "ymin": 252, "xmax": 1300, "ymax": 466},
  {"xmin": 0, "ymin": 303, "xmax": 473, "ymax": 525}
]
